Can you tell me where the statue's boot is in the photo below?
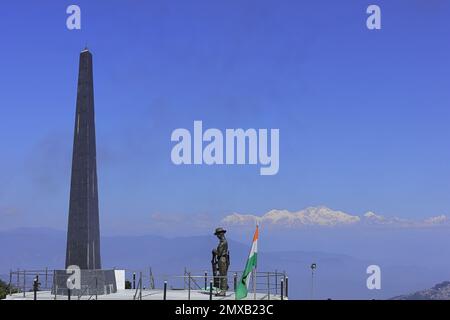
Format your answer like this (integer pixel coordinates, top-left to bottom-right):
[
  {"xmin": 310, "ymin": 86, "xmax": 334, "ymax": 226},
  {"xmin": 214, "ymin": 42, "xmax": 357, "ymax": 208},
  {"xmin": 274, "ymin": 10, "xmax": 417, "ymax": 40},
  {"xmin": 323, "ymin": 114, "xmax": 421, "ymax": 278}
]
[{"xmin": 216, "ymin": 291, "xmax": 226, "ymax": 297}]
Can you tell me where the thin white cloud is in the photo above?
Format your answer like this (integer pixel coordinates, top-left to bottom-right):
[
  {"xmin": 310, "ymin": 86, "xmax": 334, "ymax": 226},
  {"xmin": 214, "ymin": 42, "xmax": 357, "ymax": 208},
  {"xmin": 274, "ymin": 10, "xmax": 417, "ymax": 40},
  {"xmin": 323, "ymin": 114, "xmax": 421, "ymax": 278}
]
[
  {"xmin": 149, "ymin": 212, "xmax": 215, "ymax": 229},
  {"xmin": 0, "ymin": 206, "xmax": 21, "ymax": 217}
]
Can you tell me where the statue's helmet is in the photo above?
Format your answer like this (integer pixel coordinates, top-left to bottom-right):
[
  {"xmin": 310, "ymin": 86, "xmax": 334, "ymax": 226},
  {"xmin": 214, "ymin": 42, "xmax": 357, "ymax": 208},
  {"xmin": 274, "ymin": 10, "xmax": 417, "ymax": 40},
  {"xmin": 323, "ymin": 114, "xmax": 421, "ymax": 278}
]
[{"xmin": 214, "ymin": 227, "xmax": 227, "ymax": 235}]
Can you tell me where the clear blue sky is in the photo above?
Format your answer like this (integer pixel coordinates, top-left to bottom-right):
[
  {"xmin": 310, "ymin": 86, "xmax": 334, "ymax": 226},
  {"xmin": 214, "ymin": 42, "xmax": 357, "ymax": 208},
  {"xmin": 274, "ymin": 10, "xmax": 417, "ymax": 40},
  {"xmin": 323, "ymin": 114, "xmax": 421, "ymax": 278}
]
[{"xmin": 0, "ymin": 0, "xmax": 449, "ymax": 233}]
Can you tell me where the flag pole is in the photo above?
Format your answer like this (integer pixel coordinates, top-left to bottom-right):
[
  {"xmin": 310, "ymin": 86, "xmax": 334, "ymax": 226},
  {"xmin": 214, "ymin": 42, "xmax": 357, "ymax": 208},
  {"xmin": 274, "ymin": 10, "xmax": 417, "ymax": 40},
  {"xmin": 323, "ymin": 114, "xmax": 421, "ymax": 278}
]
[
  {"xmin": 253, "ymin": 221, "xmax": 259, "ymax": 300},
  {"xmin": 253, "ymin": 266, "xmax": 256, "ymax": 300}
]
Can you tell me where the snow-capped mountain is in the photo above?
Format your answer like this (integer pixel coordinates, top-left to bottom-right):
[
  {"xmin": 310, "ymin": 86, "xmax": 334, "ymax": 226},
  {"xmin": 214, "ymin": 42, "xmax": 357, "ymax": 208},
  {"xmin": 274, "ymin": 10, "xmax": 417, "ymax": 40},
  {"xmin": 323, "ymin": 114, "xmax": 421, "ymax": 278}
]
[
  {"xmin": 221, "ymin": 206, "xmax": 449, "ymax": 228},
  {"xmin": 361, "ymin": 211, "xmax": 411, "ymax": 227},
  {"xmin": 222, "ymin": 206, "xmax": 359, "ymax": 227}
]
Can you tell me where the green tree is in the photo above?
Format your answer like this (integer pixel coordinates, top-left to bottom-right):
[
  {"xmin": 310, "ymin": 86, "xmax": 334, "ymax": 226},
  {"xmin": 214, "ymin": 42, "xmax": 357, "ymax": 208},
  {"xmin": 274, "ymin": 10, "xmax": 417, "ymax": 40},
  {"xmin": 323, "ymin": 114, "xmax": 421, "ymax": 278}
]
[{"xmin": 0, "ymin": 279, "xmax": 18, "ymax": 299}]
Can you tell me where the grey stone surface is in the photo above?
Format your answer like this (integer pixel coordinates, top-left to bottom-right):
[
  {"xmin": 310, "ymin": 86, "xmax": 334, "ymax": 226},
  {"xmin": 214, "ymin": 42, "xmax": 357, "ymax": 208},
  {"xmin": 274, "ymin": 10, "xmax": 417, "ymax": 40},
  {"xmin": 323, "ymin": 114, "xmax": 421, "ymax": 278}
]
[
  {"xmin": 53, "ymin": 269, "xmax": 117, "ymax": 296},
  {"xmin": 65, "ymin": 49, "xmax": 101, "ymax": 270}
]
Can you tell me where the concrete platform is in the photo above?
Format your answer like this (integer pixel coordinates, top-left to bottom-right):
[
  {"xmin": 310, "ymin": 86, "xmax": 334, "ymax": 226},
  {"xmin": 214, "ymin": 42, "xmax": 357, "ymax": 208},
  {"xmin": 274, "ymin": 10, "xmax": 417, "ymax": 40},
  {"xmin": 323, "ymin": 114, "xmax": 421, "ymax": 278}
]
[{"xmin": 5, "ymin": 289, "xmax": 285, "ymax": 300}]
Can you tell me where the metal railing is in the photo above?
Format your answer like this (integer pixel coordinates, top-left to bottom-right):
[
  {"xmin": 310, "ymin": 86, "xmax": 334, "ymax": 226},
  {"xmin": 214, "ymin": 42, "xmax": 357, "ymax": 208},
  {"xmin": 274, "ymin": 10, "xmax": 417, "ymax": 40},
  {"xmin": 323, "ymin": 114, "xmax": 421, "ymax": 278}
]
[
  {"xmin": 8, "ymin": 269, "xmax": 53, "ymax": 298},
  {"xmin": 127, "ymin": 268, "xmax": 287, "ymax": 300},
  {"xmin": 6, "ymin": 268, "xmax": 288, "ymax": 300}
]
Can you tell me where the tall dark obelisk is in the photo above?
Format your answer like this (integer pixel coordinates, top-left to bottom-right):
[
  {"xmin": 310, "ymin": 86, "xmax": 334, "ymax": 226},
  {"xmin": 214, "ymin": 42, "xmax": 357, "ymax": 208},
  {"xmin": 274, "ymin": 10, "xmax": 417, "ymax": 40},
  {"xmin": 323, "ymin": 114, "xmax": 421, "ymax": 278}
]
[{"xmin": 65, "ymin": 48, "xmax": 101, "ymax": 270}]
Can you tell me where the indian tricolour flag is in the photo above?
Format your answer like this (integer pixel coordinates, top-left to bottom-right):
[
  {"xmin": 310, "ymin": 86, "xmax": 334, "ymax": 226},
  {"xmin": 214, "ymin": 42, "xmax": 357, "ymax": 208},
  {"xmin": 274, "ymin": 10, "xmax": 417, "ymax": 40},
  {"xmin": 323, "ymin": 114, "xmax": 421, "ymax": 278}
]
[{"xmin": 235, "ymin": 225, "xmax": 258, "ymax": 300}]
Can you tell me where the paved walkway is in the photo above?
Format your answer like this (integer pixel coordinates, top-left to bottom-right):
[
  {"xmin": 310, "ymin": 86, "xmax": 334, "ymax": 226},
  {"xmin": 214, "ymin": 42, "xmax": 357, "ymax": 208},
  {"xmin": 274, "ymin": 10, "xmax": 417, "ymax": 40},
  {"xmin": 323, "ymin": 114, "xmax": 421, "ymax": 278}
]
[{"xmin": 5, "ymin": 289, "xmax": 284, "ymax": 300}]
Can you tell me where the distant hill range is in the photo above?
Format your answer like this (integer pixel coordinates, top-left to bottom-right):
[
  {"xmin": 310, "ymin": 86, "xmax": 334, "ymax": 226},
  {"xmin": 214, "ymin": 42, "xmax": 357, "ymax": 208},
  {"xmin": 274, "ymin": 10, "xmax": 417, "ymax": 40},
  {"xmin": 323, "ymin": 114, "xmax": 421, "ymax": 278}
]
[
  {"xmin": 391, "ymin": 282, "xmax": 450, "ymax": 300},
  {"xmin": 1, "ymin": 228, "xmax": 449, "ymax": 300}
]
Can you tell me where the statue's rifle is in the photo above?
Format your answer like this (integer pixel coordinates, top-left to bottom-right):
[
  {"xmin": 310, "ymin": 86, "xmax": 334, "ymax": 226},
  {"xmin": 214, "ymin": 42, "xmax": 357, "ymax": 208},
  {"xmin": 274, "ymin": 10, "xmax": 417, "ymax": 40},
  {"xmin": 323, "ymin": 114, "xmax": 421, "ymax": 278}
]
[{"xmin": 211, "ymin": 250, "xmax": 219, "ymax": 288}]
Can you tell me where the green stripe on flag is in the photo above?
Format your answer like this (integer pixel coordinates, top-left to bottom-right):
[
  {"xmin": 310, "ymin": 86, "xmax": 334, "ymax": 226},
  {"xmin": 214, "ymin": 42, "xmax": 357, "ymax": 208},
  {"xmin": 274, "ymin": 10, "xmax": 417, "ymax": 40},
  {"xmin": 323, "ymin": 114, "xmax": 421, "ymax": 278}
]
[{"xmin": 235, "ymin": 253, "xmax": 257, "ymax": 300}]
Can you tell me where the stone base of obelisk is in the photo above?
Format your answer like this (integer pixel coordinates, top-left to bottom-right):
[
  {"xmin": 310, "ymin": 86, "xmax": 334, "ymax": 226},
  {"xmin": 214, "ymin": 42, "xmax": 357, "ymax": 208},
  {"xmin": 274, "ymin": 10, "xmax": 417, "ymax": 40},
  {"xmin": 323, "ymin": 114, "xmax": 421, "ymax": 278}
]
[{"xmin": 52, "ymin": 269, "xmax": 117, "ymax": 296}]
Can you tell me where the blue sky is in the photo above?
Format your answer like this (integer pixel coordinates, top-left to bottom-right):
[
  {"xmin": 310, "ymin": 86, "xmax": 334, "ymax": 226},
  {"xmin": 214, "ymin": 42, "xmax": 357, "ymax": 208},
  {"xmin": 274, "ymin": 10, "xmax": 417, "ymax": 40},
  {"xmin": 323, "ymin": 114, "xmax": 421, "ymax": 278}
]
[{"xmin": 0, "ymin": 0, "xmax": 450, "ymax": 234}]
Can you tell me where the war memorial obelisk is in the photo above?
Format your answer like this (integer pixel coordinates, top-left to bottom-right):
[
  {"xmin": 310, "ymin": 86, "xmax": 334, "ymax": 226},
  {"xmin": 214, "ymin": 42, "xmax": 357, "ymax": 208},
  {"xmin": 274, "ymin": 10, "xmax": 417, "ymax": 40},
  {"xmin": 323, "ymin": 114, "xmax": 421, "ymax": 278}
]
[
  {"xmin": 65, "ymin": 48, "xmax": 101, "ymax": 270},
  {"xmin": 55, "ymin": 49, "xmax": 116, "ymax": 295}
]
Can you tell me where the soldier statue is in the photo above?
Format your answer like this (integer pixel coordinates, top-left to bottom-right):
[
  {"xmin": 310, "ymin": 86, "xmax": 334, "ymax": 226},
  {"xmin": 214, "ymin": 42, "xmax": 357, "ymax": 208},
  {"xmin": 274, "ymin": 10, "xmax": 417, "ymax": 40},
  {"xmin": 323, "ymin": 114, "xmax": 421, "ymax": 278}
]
[{"xmin": 212, "ymin": 227, "xmax": 230, "ymax": 296}]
